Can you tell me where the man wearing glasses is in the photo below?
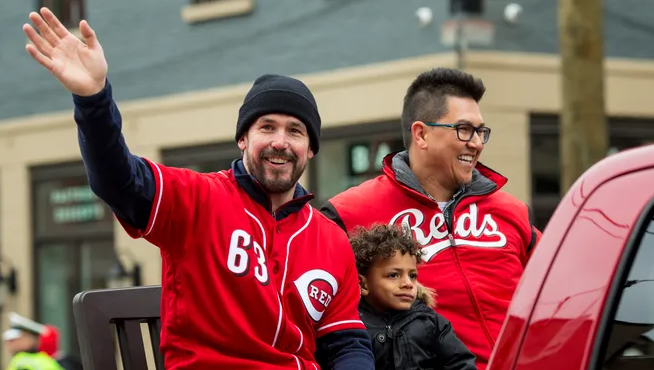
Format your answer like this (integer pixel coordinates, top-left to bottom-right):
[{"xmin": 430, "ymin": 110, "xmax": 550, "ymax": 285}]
[{"xmin": 321, "ymin": 68, "xmax": 541, "ymax": 370}]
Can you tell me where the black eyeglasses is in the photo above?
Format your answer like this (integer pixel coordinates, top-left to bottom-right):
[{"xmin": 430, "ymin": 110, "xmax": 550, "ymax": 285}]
[{"xmin": 421, "ymin": 122, "xmax": 491, "ymax": 144}]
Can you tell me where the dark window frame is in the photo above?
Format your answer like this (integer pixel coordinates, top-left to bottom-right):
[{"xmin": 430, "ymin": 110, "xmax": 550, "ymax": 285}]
[
  {"xmin": 308, "ymin": 120, "xmax": 403, "ymax": 207},
  {"xmin": 530, "ymin": 113, "xmax": 654, "ymax": 229},
  {"xmin": 38, "ymin": 0, "xmax": 86, "ymax": 29},
  {"xmin": 31, "ymin": 160, "xmax": 114, "ymax": 359},
  {"xmin": 160, "ymin": 141, "xmax": 241, "ymax": 171}
]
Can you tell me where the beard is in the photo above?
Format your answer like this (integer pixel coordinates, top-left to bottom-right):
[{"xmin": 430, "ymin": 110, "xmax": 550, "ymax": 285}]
[{"xmin": 245, "ymin": 148, "xmax": 305, "ymax": 194}]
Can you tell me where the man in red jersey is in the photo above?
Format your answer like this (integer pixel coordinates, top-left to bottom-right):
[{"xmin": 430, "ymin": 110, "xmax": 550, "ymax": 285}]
[
  {"xmin": 23, "ymin": 8, "xmax": 374, "ymax": 370},
  {"xmin": 321, "ymin": 68, "xmax": 542, "ymax": 370}
]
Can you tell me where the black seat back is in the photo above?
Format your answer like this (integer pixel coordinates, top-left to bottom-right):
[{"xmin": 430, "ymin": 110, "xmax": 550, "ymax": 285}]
[{"xmin": 72, "ymin": 285, "xmax": 163, "ymax": 370}]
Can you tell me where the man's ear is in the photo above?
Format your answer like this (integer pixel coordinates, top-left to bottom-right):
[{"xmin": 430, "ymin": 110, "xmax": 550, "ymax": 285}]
[
  {"xmin": 237, "ymin": 134, "xmax": 247, "ymax": 151},
  {"xmin": 359, "ymin": 274, "xmax": 369, "ymax": 297},
  {"xmin": 308, "ymin": 147, "xmax": 314, "ymax": 159},
  {"xmin": 411, "ymin": 121, "xmax": 429, "ymax": 150}
]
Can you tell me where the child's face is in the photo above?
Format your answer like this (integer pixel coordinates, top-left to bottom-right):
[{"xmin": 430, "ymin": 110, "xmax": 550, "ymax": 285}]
[{"xmin": 360, "ymin": 251, "xmax": 418, "ymax": 312}]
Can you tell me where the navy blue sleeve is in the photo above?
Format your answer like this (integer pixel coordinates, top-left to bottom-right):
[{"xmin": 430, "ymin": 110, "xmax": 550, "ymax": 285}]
[
  {"xmin": 314, "ymin": 329, "xmax": 375, "ymax": 370},
  {"xmin": 73, "ymin": 79, "xmax": 155, "ymax": 230},
  {"xmin": 430, "ymin": 314, "xmax": 477, "ymax": 370}
]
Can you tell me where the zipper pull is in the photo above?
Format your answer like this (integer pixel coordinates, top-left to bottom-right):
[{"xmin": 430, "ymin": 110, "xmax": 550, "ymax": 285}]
[
  {"xmin": 386, "ymin": 325, "xmax": 393, "ymax": 339},
  {"xmin": 448, "ymin": 234, "xmax": 456, "ymax": 247}
]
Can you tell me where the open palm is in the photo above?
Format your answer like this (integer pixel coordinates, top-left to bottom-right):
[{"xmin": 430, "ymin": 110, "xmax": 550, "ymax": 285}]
[{"xmin": 24, "ymin": 8, "xmax": 108, "ymax": 97}]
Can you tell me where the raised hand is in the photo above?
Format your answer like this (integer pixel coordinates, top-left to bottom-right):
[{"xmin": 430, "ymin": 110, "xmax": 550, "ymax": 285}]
[{"xmin": 23, "ymin": 8, "xmax": 108, "ymax": 97}]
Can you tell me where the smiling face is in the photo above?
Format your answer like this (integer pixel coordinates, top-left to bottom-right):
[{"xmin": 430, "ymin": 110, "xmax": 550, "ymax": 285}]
[
  {"xmin": 415, "ymin": 96, "xmax": 485, "ymax": 189},
  {"xmin": 360, "ymin": 250, "xmax": 419, "ymax": 312},
  {"xmin": 238, "ymin": 114, "xmax": 313, "ymax": 194}
]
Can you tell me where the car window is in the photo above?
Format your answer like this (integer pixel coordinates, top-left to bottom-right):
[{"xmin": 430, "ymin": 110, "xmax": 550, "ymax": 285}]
[{"xmin": 598, "ymin": 210, "xmax": 654, "ymax": 369}]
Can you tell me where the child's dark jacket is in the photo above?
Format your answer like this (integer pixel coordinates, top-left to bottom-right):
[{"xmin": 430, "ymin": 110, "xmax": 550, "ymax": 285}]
[{"xmin": 358, "ymin": 286, "xmax": 477, "ymax": 370}]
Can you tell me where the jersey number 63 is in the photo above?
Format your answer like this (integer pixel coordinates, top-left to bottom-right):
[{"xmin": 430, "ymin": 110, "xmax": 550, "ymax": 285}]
[{"xmin": 227, "ymin": 229, "xmax": 270, "ymax": 285}]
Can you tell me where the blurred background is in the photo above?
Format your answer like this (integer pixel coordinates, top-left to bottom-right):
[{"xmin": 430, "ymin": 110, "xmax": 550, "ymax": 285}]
[{"xmin": 0, "ymin": 0, "xmax": 653, "ymax": 366}]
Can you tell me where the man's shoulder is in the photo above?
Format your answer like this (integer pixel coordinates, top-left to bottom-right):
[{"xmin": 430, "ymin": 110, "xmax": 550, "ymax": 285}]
[
  {"xmin": 329, "ymin": 174, "xmax": 394, "ymax": 205},
  {"xmin": 479, "ymin": 189, "xmax": 532, "ymax": 225},
  {"xmin": 485, "ymin": 189, "xmax": 529, "ymax": 210}
]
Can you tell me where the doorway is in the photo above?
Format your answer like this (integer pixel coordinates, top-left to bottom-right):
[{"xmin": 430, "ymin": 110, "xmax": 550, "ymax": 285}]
[{"xmin": 35, "ymin": 239, "xmax": 118, "ymax": 357}]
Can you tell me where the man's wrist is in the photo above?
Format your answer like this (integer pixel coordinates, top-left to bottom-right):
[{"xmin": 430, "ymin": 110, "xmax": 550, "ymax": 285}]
[{"xmin": 72, "ymin": 78, "xmax": 110, "ymax": 107}]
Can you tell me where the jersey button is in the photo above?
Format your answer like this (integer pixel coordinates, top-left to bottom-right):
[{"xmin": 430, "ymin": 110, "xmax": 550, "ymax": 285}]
[
  {"xmin": 376, "ymin": 333, "xmax": 386, "ymax": 343},
  {"xmin": 276, "ymin": 226, "xmax": 280, "ymax": 233}
]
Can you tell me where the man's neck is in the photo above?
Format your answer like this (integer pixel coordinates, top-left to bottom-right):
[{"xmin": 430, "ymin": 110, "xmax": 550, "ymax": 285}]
[
  {"xmin": 409, "ymin": 153, "xmax": 457, "ymax": 202},
  {"xmin": 269, "ymin": 190, "xmax": 295, "ymax": 213}
]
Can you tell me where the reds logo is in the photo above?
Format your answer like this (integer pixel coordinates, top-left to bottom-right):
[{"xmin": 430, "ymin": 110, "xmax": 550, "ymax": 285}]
[
  {"xmin": 389, "ymin": 203, "xmax": 507, "ymax": 261},
  {"xmin": 294, "ymin": 269, "xmax": 338, "ymax": 322}
]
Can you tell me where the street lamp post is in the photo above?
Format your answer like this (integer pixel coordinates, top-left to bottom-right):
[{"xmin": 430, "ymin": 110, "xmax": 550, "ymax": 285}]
[{"xmin": 453, "ymin": 0, "xmax": 467, "ymax": 70}]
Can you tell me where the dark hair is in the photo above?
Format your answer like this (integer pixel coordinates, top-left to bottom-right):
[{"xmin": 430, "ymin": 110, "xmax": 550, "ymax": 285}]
[
  {"xmin": 349, "ymin": 224, "xmax": 423, "ymax": 276},
  {"xmin": 401, "ymin": 68, "xmax": 486, "ymax": 148}
]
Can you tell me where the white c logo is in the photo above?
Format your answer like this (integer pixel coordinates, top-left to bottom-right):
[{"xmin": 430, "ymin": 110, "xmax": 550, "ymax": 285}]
[{"xmin": 294, "ymin": 269, "xmax": 338, "ymax": 322}]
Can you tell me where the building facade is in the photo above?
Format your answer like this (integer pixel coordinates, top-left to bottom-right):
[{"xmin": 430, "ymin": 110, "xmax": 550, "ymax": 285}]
[{"xmin": 1, "ymin": 0, "xmax": 654, "ymax": 362}]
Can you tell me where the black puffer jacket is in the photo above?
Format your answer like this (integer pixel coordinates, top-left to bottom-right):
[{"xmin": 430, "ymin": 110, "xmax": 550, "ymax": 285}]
[{"xmin": 359, "ymin": 287, "xmax": 477, "ymax": 370}]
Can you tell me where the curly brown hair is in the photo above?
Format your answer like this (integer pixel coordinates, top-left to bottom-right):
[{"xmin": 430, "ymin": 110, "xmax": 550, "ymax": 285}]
[{"xmin": 349, "ymin": 223, "xmax": 424, "ymax": 275}]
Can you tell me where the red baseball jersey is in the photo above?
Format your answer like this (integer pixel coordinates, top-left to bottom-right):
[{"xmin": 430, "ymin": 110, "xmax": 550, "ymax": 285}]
[{"xmin": 118, "ymin": 159, "xmax": 365, "ymax": 370}]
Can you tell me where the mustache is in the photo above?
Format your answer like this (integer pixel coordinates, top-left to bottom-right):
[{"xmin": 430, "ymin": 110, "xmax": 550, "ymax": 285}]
[{"xmin": 259, "ymin": 149, "xmax": 297, "ymax": 162}]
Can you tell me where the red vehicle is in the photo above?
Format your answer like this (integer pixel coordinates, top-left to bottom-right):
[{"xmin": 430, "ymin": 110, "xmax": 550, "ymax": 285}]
[{"xmin": 488, "ymin": 143, "xmax": 654, "ymax": 370}]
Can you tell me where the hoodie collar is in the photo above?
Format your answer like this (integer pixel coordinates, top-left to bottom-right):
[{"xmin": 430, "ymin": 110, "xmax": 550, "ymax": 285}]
[{"xmin": 231, "ymin": 159, "xmax": 314, "ymax": 220}]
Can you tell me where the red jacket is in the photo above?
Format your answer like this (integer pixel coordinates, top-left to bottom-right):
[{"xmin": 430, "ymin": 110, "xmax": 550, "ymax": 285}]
[{"xmin": 321, "ymin": 151, "xmax": 541, "ymax": 370}]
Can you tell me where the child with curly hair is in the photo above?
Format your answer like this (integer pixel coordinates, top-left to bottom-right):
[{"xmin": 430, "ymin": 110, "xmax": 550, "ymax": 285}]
[{"xmin": 350, "ymin": 224, "xmax": 477, "ymax": 370}]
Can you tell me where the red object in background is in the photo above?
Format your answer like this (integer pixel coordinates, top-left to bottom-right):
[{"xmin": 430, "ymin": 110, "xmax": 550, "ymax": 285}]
[
  {"xmin": 39, "ymin": 324, "xmax": 60, "ymax": 357},
  {"xmin": 488, "ymin": 143, "xmax": 654, "ymax": 369}
]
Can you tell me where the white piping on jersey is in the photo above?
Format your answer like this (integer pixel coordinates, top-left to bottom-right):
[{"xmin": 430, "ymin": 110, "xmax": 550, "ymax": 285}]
[
  {"xmin": 271, "ymin": 295, "xmax": 283, "ymax": 348},
  {"xmin": 294, "ymin": 324, "xmax": 303, "ymax": 354},
  {"xmin": 217, "ymin": 171, "xmax": 228, "ymax": 178},
  {"xmin": 316, "ymin": 319, "xmax": 364, "ymax": 332},
  {"xmin": 244, "ymin": 208, "xmax": 266, "ymax": 251},
  {"xmin": 144, "ymin": 162, "xmax": 165, "ymax": 237},
  {"xmin": 312, "ymin": 363, "xmax": 318, "ymax": 370},
  {"xmin": 280, "ymin": 205, "xmax": 313, "ymax": 295},
  {"xmin": 293, "ymin": 355, "xmax": 301, "ymax": 370}
]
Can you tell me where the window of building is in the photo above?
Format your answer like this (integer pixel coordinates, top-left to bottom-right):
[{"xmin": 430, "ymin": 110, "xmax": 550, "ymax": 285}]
[
  {"xmin": 595, "ymin": 207, "xmax": 654, "ymax": 368},
  {"xmin": 39, "ymin": 0, "xmax": 85, "ymax": 29},
  {"xmin": 32, "ymin": 161, "xmax": 116, "ymax": 358},
  {"xmin": 530, "ymin": 114, "xmax": 654, "ymax": 230},
  {"xmin": 309, "ymin": 121, "xmax": 404, "ymax": 207}
]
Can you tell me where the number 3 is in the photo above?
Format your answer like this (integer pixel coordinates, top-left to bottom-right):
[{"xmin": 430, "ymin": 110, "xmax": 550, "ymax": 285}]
[{"xmin": 227, "ymin": 229, "xmax": 269, "ymax": 285}]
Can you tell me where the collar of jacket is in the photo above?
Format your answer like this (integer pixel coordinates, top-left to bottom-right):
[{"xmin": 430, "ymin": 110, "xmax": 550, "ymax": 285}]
[
  {"xmin": 381, "ymin": 150, "xmax": 507, "ymax": 205},
  {"xmin": 231, "ymin": 159, "xmax": 314, "ymax": 220},
  {"xmin": 359, "ymin": 297, "xmax": 431, "ymax": 325}
]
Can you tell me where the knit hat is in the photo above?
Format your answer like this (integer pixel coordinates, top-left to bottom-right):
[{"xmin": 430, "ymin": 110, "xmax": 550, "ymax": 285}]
[{"xmin": 235, "ymin": 74, "xmax": 321, "ymax": 154}]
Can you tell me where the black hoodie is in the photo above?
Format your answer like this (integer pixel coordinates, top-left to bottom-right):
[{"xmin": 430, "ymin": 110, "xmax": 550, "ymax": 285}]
[{"xmin": 359, "ymin": 285, "xmax": 477, "ymax": 370}]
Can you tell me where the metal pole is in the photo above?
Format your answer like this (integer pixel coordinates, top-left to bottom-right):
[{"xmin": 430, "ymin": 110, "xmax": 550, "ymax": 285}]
[{"xmin": 455, "ymin": 0, "xmax": 466, "ymax": 70}]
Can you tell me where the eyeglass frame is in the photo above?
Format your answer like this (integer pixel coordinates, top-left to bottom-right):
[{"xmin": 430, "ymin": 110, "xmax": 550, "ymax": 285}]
[{"xmin": 415, "ymin": 122, "xmax": 492, "ymax": 144}]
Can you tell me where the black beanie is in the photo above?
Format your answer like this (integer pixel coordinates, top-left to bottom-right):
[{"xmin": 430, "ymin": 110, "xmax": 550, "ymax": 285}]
[{"xmin": 235, "ymin": 74, "xmax": 322, "ymax": 154}]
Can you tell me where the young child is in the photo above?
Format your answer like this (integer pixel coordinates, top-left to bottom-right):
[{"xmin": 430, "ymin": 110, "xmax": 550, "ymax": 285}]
[{"xmin": 350, "ymin": 224, "xmax": 478, "ymax": 370}]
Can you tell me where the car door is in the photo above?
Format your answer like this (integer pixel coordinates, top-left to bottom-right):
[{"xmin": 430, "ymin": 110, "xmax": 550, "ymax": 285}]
[{"xmin": 511, "ymin": 167, "xmax": 654, "ymax": 370}]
